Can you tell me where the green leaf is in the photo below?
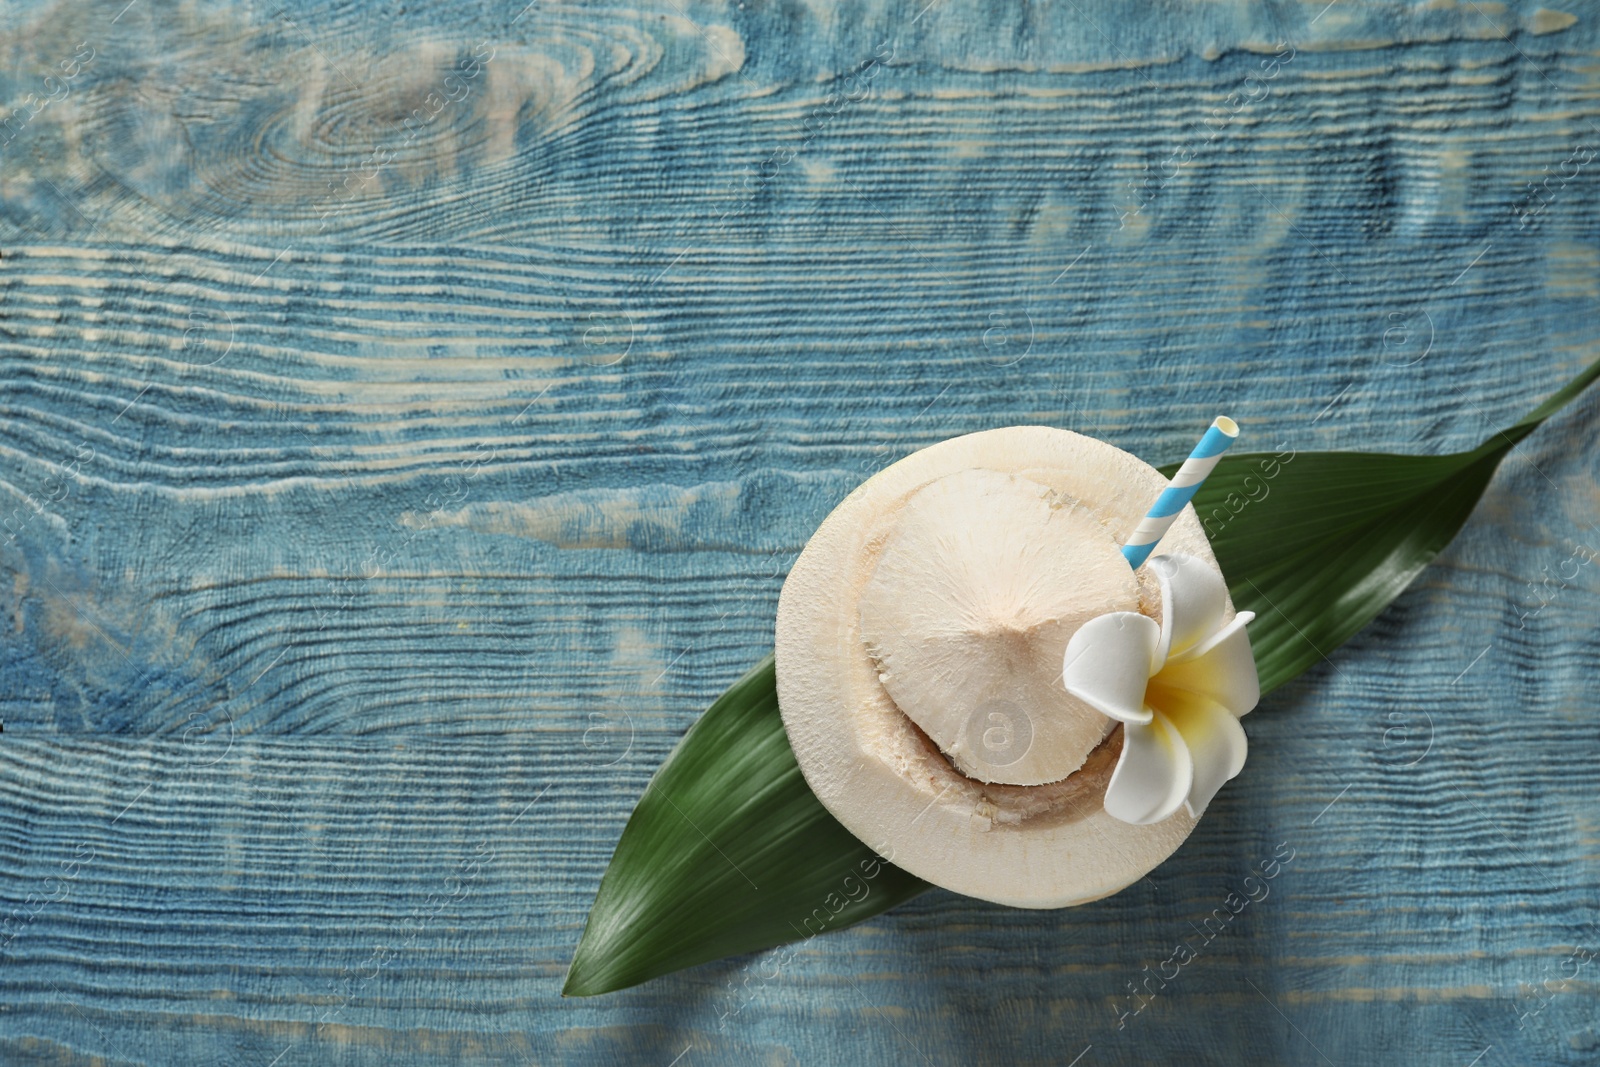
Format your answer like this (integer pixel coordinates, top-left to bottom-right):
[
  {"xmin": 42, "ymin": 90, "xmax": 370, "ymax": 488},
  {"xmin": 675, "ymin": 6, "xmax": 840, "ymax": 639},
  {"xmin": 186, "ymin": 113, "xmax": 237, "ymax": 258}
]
[
  {"xmin": 1164, "ymin": 355, "xmax": 1600, "ymax": 693},
  {"xmin": 567, "ymin": 357, "xmax": 1599, "ymax": 995},
  {"xmin": 562, "ymin": 656, "xmax": 928, "ymax": 996}
]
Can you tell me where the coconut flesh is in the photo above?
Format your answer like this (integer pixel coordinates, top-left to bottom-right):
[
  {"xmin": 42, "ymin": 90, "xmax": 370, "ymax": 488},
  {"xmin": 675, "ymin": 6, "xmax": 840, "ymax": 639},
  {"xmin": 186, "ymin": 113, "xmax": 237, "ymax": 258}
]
[{"xmin": 775, "ymin": 426, "xmax": 1232, "ymax": 908}]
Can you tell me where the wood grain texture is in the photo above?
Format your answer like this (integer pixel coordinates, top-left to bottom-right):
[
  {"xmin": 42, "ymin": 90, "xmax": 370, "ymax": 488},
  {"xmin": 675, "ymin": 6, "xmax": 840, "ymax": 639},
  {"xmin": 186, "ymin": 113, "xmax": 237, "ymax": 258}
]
[{"xmin": 1, "ymin": 0, "xmax": 1598, "ymax": 1061}]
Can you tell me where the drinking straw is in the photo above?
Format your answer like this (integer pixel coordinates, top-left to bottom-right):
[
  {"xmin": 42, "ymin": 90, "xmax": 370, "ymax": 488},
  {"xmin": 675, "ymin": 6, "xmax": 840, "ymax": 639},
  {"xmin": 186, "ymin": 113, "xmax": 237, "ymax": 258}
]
[{"xmin": 1121, "ymin": 416, "xmax": 1239, "ymax": 569}]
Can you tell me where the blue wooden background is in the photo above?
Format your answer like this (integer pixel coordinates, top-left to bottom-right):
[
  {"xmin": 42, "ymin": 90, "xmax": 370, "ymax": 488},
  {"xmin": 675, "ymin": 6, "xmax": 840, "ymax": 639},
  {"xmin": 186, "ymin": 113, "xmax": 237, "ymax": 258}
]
[{"xmin": 2, "ymin": 0, "xmax": 1598, "ymax": 1062}]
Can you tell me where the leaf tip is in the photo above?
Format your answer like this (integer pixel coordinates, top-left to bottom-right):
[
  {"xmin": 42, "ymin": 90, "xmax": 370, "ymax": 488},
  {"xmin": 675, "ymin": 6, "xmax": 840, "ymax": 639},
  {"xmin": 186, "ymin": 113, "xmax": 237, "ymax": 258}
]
[{"xmin": 561, "ymin": 937, "xmax": 609, "ymax": 998}]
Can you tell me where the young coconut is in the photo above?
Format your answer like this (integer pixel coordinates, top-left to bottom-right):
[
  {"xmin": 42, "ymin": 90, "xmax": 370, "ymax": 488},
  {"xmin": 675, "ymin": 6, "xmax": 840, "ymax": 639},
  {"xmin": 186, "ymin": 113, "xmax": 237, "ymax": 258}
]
[{"xmin": 774, "ymin": 426, "xmax": 1246, "ymax": 908}]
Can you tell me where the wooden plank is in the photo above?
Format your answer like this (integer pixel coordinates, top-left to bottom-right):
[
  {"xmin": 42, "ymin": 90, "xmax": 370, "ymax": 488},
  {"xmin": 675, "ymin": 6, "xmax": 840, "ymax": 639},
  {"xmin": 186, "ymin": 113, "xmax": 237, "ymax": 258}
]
[{"xmin": 2, "ymin": 0, "xmax": 1598, "ymax": 1061}]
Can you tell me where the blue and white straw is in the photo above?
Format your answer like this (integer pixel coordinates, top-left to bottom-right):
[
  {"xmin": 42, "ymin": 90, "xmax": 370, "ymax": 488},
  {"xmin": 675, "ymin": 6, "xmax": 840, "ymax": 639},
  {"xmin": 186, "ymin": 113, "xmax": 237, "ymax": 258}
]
[{"xmin": 1121, "ymin": 416, "xmax": 1239, "ymax": 570}]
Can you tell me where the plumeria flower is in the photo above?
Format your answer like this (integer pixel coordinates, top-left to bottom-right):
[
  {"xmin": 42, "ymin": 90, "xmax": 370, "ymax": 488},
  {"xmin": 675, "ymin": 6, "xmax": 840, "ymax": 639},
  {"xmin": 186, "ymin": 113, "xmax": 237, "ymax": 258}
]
[{"xmin": 1061, "ymin": 553, "xmax": 1260, "ymax": 825}]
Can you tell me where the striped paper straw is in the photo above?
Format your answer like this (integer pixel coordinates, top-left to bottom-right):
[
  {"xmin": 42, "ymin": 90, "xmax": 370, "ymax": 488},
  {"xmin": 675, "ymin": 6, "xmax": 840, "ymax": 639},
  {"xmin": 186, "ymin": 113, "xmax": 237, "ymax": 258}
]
[{"xmin": 1121, "ymin": 416, "xmax": 1239, "ymax": 570}]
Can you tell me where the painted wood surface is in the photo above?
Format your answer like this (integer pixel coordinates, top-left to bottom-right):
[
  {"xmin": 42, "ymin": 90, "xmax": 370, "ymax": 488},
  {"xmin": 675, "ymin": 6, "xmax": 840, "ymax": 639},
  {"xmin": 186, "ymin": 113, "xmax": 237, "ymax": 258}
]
[{"xmin": 1, "ymin": 0, "xmax": 1598, "ymax": 1062}]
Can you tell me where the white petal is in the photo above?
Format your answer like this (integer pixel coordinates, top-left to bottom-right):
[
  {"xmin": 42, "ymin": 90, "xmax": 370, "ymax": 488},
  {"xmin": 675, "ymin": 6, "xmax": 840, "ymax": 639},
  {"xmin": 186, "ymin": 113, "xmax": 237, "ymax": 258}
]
[
  {"xmin": 1149, "ymin": 553, "xmax": 1229, "ymax": 664},
  {"xmin": 1062, "ymin": 612, "xmax": 1160, "ymax": 725},
  {"xmin": 1103, "ymin": 715, "xmax": 1193, "ymax": 825},
  {"xmin": 1160, "ymin": 694, "xmax": 1248, "ymax": 818},
  {"xmin": 1153, "ymin": 611, "xmax": 1261, "ymax": 717}
]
